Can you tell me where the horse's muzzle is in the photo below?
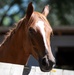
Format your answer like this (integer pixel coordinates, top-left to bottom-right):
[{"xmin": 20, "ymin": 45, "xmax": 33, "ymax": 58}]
[{"xmin": 39, "ymin": 56, "xmax": 55, "ymax": 72}]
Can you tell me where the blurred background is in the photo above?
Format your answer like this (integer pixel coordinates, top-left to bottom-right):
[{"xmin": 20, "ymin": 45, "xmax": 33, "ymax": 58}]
[
  {"xmin": 0, "ymin": 0, "xmax": 74, "ymax": 70},
  {"xmin": 0, "ymin": 0, "xmax": 74, "ymax": 27}
]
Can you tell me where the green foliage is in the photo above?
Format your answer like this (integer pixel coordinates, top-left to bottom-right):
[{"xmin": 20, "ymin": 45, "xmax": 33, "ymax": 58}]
[
  {"xmin": 3, "ymin": 17, "xmax": 11, "ymax": 26},
  {"xmin": 49, "ymin": 0, "xmax": 74, "ymax": 26},
  {"xmin": 0, "ymin": 0, "xmax": 74, "ymax": 26}
]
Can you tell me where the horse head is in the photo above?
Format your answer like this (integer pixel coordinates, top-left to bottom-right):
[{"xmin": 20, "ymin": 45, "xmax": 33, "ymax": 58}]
[{"xmin": 25, "ymin": 2, "xmax": 55, "ymax": 72}]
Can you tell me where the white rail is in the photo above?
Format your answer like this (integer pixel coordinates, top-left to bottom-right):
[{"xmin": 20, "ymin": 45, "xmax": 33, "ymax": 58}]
[{"xmin": 0, "ymin": 62, "xmax": 74, "ymax": 75}]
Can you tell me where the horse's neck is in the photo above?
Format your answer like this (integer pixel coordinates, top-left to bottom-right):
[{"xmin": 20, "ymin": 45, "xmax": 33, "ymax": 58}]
[{"xmin": 0, "ymin": 26, "xmax": 30, "ymax": 65}]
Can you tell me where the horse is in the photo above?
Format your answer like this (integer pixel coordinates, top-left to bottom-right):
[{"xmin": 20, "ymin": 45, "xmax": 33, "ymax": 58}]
[{"xmin": 0, "ymin": 2, "xmax": 55, "ymax": 72}]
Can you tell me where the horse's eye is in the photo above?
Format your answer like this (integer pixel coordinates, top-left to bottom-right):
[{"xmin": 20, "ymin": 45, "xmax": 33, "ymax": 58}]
[
  {"xmin": 50, "ymin": 32, "xmax": 54, "ymax": 37},
  {"xmin": 29, "ymin": 27, "xmax": 36, "ymax": 34}
]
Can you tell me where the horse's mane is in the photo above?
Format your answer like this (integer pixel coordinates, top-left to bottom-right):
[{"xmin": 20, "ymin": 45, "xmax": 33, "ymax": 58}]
[{"xmin": 0, "ymin": 18, "xmax": 25, "ymax": 47}]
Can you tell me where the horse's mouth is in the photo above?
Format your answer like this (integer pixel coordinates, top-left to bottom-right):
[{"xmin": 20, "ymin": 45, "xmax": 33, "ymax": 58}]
[
  {"xmin": 40, "ymin": 65, "xmax": 52, "ymax": 72},
  {"xmin": 39, "ymin": 57, "xmax": 55, "ymax": 72},
  {"xmin": 39, "ymin": 62, "xmax": 53, "ymax": 72}
]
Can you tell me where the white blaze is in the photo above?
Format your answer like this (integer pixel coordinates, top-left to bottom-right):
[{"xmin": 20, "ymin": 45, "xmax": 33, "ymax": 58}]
[
  {"xmin": 36, "ymin": 21, "xmax": 48, "ymax": 50},
  {"xmin": 36, "ymin": 21, "xmax": 55, "ymax": 63}
]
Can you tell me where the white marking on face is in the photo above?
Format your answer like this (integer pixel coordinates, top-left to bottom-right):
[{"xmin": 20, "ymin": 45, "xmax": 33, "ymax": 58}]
[{"xmin": 36, "ymin": 21, "xmax": 48, "ymax": 50}]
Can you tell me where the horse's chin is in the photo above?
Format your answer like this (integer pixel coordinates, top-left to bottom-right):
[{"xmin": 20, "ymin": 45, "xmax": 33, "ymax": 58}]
[{"xmin": 39, "ymin": 64, "xmax": 52, "ymax": 72}]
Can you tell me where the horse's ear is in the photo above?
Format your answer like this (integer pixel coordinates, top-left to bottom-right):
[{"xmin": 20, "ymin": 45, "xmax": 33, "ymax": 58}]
[
  {"xmin": 26, "ymin": 2, "xmax": 33, "ymax": 20},
  {"xmin": 42, "ymin": 5, "xmax": 49, "ymax": 17}
]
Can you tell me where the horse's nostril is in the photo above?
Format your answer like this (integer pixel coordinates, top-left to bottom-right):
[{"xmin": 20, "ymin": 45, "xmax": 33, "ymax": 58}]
[{"xmin": 42, "ymin": 58, "xmax": 47, "ymax": 66}]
